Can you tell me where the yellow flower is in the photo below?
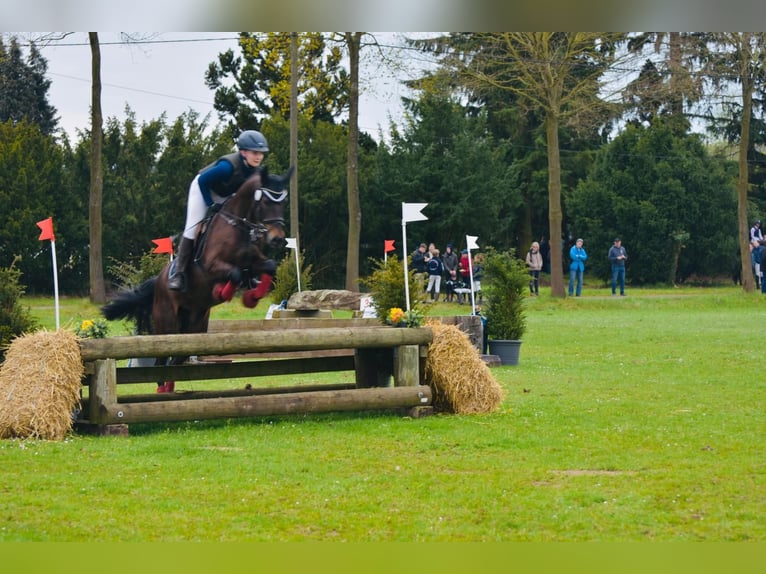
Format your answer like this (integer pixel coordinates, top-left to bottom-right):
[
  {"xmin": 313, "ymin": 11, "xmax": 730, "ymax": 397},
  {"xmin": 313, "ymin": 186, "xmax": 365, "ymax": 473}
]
[
  {"xmin": 388, "ymin": 307, "xmax": 405, "ymax": 324},
  {"xmin": 80, "ymin": 320, "xmax": 94, "ymax": 331}
]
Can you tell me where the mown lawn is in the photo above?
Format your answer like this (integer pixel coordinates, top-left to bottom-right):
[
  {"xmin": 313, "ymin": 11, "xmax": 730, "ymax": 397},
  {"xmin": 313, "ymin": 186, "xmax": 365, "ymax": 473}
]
[{"xmin": 1, "ymin": 286, "xmax": 764, "ymax": 543}]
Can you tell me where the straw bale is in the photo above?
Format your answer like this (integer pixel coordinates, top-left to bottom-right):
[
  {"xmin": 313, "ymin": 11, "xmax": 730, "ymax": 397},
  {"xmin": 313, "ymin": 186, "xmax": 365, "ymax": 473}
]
[
  {"xmin": 0, "ymin": 330, "xmax": 84, "ymax": 440},
  {"xmin": 424, "ymin": 321, "xmax": 504, "ymax": 414}
]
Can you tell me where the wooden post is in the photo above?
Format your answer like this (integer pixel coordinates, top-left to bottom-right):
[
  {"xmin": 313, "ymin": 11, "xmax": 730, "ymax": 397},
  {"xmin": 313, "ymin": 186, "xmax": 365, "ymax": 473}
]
[
  {"xmin": 393, "ymin": 345, "xmax": 420, "ymax": 386},
  {"xmin": 88, "ymin": 359, "xmax": 117, "ymax": 424}
]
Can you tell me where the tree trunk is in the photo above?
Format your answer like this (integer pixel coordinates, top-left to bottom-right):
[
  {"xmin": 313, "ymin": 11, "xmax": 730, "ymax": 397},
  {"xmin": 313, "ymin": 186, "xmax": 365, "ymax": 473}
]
[
  {"xmin": 345, "ymin": 33, "xmax": 362, "ymax": 292},
  {"xmin": 738, "ymin": 37, "xmax": 755, "ymax": 293},
  {"xmin": 289, "ymin": 32, "xmax": 300, "ymax": 246},
  {"xmin": 545, "ymin": 111, "xmax": 565, "ymax": 297},
  {"xmin": 88, "ymin": 32, "xmax": 106, "ymax": 303}
]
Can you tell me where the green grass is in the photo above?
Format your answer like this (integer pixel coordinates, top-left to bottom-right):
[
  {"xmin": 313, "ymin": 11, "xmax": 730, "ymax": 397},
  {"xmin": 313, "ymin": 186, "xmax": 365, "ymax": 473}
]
[{"xmin": 2, "ymin": 286, "xmax": 764, "ymax": 541}]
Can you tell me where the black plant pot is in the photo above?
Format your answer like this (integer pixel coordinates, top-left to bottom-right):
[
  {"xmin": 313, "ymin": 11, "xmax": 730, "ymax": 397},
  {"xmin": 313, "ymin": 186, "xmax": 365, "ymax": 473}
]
[{"xmin": 488, "ymin": 339, "xmax": 522, "ymax": 366}]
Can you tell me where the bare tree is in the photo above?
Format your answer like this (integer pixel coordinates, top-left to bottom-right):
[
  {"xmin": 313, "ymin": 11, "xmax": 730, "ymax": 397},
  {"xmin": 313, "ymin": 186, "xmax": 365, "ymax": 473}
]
[
  {"xmin": 344, "ymin": 32, "xmax": 363, "ymax": 292},
  {"xmin": 88, "ymin": 32, "xmax": 106, "ymax": 303},
  {"xmin": 710, "ymin": 33, "xmax": 766, "ymax": 293},
  {"xmin": 452, "ymin": 33, "xmax": 626, "ymax": 297}
]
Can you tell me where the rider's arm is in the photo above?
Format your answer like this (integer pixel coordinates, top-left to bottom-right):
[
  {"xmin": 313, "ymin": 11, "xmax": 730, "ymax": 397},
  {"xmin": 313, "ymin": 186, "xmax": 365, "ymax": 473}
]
[{"xmin": 197, "ymin": 160, "xmax": 235, "ymax": 207}]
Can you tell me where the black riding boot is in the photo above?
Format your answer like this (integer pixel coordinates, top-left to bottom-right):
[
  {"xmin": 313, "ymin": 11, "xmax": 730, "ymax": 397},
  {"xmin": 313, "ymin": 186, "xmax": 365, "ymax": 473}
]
[{"xmin": 168, "ymin": 237, "xmax": 194, "ymax": 291}]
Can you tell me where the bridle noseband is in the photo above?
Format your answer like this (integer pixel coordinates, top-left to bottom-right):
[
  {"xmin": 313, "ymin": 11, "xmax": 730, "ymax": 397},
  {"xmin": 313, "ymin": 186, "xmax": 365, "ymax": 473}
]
[{"xmin": 217, "ymin": 187, "xmax": 287, "ymax": 243}]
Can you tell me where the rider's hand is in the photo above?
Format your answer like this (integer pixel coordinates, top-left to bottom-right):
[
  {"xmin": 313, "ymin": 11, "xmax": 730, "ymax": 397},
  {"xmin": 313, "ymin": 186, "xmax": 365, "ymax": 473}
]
[{"xmin": 207, "ymin": 202, "xmax": 222, "ymax": 214}]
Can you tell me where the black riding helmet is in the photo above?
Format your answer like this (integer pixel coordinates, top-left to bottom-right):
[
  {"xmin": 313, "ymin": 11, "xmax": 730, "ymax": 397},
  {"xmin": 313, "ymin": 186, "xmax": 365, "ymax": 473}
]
[{"xmin": 237, "ymin": 130, "xmax": 269, "ymax": 153}]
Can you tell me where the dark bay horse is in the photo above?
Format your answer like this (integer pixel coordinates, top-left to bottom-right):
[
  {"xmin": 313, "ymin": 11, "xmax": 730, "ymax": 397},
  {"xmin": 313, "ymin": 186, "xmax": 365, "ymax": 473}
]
[{"xmin": 101, "ymin": 169, "xmax": 290, "ymax": 391}]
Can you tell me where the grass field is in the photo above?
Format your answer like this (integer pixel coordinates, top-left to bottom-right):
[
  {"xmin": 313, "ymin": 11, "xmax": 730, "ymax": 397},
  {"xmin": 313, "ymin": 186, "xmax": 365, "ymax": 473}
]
[{"xmin": 1, "ymin": 286, "xmax": 764, "ymax": 542}]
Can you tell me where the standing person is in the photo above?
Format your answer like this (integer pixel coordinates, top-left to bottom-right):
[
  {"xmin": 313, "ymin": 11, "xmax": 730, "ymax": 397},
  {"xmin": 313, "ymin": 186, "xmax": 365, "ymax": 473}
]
[
  {"xmin": 525, "ymin": 241, "xmax": 543, "ymax": 296},
  {"xmin": 751, "ymin": 239, "xmax": 763, "ymax": 289},
  {"xmin": 411, "ymin": 243, "xmax": 428, "ymax": 299},
  {"xmin": 568, "ymin": 238, "xmax": 588, "ymax": 297},
  {"xmin": 759, "ymin": 241, "xmax": 766, "ymax": 294},
  {"xmin": 472, "ymin": 253, "xmax": 484, "ymax": 304},
  {"xmin": 608, "ymin": 237, "xmax": 629, "ymax": 296},
  {"xmin": 538, "ymin": 236, "xmax": 551, "ymax": 274},
  {"xmin": 751, "ymin": 220, "xmax": 763, "ymax": 243},
  {"xmin": 426, "ymin": 249, "xmax": 444, "ymax": 302},
  {"xmin": 459, "ymin": 249, "xmax": 471, "ymax": 283},
  {"xmin": 169, "ymin": 129, "xmax": 270, "ymax": 291},
  {"xmin": 441, "ymin": 243, "xmax": 459, "ymax": 283}
]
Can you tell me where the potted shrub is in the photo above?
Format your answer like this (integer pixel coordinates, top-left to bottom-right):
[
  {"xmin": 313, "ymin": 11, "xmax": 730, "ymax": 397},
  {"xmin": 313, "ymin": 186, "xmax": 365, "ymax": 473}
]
[{"xmin": 482, "ymin": 246, "xmax": 528, "ymax": 365}]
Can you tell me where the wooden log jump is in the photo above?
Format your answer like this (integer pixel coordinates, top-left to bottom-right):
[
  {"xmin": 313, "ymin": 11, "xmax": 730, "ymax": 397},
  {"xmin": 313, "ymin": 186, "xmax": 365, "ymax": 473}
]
[{"xmin": 76, "ymin": 325, "xmax": 433, "ymax": 433}]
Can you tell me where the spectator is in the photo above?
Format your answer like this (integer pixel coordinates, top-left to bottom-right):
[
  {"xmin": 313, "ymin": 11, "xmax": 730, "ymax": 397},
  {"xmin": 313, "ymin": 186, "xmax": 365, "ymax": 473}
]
[
  {"xmin": 568, "ymin": 238, "xmax": 587, "ymax": 297},
  {"xmin": 525, "ymin": 241, "xmax": 543, "ymax": 296},
  {"xmin": 751, "ymin": 220, "xmax": 763, "ymax": 243},
  {"xmin": 760, "ymin": 241, "xmax": 766, "ymax": 294},
  {"xmin": 607, "ymin": 237, "xmax": 628, "ymax": 296},
  {"xmin": 472, "ymin": 253, "xmax": 484, "ymax": 304},
  {"xmin": 426, "ymin": 249, "xmax": 444, "ymax": 302},
  {"xmin": 539, "ymin": 236, "xmax": 551, "ymax": 274},
  {"xmin": 411, "ymin": 243, "xmax": 428, "ymax": 298},
  {"xmin": 751, "ymin": 239, "xmax": 763, "ymax": 289},
  {"xmin": 441, "ymin": 243, "xmax": 459, "ymax": 284}
]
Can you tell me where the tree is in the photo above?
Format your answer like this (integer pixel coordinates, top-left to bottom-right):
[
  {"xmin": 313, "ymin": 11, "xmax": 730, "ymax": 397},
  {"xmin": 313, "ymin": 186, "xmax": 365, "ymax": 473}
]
[
  {"xmin": 438, "ymin": 33, "xmax": 626, "ymax": 297},
  {"xmin": 708, "ymin": 33, "xmax": 766, "ymax": 293},
  {"xmin": 0, "ymin": 36, "xmax": 58, "ymax": 136},
  {"xmin": 205, "ymin": 32, "xmax": 347, "ymax": 131},
  {"xmin": 623, "ymin": 32, "xmax": 707, "ymax": 128},
  {"xmin": 88, "ymin": 32, "xmax": 106, "ymax": 304},
  {"xmin": 344, "ymin": 32, "xmax": 363, "ymax": 291},
  {"xmin": 568, "ymin": 121, "xmax": 736, "ymax": 284}
]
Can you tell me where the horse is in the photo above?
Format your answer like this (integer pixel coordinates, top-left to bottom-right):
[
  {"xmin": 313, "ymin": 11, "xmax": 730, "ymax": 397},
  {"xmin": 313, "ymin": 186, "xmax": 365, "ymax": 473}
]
[{"xmin": 101, "ymin": 168, "xmax": 291, "ymax": 392}]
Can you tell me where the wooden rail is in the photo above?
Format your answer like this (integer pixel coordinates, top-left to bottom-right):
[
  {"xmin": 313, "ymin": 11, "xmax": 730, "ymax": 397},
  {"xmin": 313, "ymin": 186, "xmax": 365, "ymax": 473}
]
[{"xmin": 76, "ymin": 325, "xmax": 433, "ymax": 433}]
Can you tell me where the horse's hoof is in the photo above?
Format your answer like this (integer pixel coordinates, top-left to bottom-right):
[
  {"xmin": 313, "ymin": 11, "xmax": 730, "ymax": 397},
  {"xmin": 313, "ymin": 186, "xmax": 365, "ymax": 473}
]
[
  {"xmin": 157, "ymin": 381, "xmax": 175, "ymax": 393},
  {"xmin": 242, "ymin": 290, "xmax": 260, "ymax": 308},
  {"xmin": 213, "ymin": 281, "xmax": 236, "ymax": 302}
]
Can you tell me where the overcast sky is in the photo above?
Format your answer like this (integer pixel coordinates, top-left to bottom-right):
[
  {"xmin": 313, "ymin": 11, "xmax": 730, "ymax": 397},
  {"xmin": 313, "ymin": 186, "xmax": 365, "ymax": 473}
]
[{"xmin": 35, "ymin": 32, "xmax": 420, "ymax": 143}]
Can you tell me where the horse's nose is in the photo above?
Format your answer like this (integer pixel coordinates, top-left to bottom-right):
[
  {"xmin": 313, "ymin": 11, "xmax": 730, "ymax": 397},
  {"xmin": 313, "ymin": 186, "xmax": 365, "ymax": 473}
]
[{"xmin": 271, "ymin": 236, "xmax": 287, "ymax": 249}]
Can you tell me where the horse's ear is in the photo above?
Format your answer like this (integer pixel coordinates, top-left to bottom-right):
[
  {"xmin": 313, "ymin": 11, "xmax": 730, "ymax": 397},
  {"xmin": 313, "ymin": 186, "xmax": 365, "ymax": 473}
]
[{"xmin": 285, "ymin": 166, "xmax": 295, "ymax": 182}]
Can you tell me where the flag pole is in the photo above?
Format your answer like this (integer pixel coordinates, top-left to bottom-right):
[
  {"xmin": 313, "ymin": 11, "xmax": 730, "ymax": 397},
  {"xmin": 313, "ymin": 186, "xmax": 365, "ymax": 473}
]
[
  {"xmin": 51, "ymin": 238, "xmax": 60, "ymax": 330},
  {"xmin": 402, "ymin": 216, "xmax": 411, "ymax": 312},
  {"xmin": 466, "ymin": 235, "xmax": 479, "ymax": 315},
  {"xmin": 401, "ymin": 203, "xmax": 429, "ymax": 312},
  {"xmin": 285, "ymin": 238, "xmax": 300, "ymax": 292}
]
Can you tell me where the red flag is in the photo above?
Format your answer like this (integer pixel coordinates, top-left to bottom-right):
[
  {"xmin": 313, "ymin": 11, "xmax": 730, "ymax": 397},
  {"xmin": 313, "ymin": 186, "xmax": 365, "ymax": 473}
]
[
  {"xmin": 384, "ymin": 239, "xmax": 395, "ymax": 253},
  {"xmin": 36, "ymin": 217, "xmax": 55, "ymax": 241},
  {"xmin": 152, "ymin": 237, "xmax": 174, "ymax": 254}
]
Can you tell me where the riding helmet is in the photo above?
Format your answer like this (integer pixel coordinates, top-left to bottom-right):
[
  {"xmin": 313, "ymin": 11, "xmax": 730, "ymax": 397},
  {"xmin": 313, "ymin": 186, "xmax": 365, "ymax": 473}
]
[{"xmin": 237, "ymin": 130, "xmax": 269, "ymax": 152}]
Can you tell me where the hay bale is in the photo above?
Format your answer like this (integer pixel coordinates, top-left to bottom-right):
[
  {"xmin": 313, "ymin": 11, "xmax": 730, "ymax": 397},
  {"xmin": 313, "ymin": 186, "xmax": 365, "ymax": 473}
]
[
  {"xmin": 424, "ymin": 321, "xmax": 504, "ymax": 414},
  {"xmin": 0, "ymin": 330, "xmax": 83, "ymax": 440}
]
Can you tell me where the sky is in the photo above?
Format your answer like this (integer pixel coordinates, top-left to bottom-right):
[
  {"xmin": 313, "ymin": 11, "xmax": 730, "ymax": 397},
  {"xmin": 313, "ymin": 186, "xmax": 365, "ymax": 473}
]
[{"xmin": 35, "ymin": 32, "xmax": 420, "ymax": 144}]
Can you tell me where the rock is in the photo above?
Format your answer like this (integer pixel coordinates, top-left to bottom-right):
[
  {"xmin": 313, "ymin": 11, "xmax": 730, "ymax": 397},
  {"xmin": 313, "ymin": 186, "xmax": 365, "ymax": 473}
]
[{"xmin": 287, "ymin": 289, "xmax": 365, "ymax": 310}]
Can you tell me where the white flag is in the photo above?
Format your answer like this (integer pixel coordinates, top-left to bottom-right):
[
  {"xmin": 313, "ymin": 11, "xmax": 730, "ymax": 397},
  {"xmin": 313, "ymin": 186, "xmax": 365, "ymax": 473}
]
[
  {"xmin": 285, "ymin": 237, "xmax": 298, "ymax": 249},
  {"xmin": 466, "ymin": 235, "xmax": 479, "ymax": 250},
  {"xmin": 402, "ymin": 202, "xmax": 428, "ymax": 223}
]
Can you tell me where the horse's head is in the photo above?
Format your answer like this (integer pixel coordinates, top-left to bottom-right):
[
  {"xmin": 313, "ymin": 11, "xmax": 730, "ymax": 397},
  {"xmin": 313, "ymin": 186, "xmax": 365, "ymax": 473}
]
[{"xmin": 250, "ymin": 166, "xmax": 293, "ymax": 250}]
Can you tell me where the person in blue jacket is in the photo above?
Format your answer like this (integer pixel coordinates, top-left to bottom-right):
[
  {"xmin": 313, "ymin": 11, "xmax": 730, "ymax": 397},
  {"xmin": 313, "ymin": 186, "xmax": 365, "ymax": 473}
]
[
  {"xmin": 169, "ymin": 130, "xmax": 270, "ymax": 291},
  {"xmin": 568, "ymin": 238, "xmax": 587, "ymax": 297}
]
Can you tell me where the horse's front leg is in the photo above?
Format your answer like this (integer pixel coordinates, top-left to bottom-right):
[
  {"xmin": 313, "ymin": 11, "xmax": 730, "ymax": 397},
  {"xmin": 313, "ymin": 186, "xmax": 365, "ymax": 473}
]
[
  {"xmin": 242, "ymin": 259, "xmax": 277, "ymax": 308},
  {"xmin": 206, "ymin": 262, "xmax": 243, "ymax": 302}
]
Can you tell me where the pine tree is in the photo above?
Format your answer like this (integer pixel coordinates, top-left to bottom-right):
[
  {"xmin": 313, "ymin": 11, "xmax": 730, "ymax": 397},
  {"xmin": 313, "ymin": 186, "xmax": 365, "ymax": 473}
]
[{"xmin": 0, "ymin": 37, "xmax": 58, "ymax": 136}]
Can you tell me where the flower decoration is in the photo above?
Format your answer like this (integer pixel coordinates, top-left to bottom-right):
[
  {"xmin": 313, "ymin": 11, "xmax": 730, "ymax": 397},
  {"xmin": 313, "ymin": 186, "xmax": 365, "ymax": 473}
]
[
  {"xmin": 387, "ymin": 307, "xmax": 406, "ymax": 326},
  {"xmin": 75, "ymin": 318, "xmax": 109, "ymax": 339},
  {"xmin": 385, "ymin": 307, "xmax": 423, "ymax": 328}
]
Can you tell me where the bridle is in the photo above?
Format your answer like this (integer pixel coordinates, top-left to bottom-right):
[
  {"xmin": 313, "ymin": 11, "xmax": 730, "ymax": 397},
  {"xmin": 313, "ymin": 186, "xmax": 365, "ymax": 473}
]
[{"xmin": 216, "ymin": 187, "xmax": 287, "ymax": 243}]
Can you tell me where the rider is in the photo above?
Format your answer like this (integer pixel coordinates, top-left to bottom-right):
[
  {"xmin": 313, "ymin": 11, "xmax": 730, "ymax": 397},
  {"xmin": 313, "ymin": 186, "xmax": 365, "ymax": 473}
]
[{"xmin": 169, "ymin": 129, "xmax": 270, "ymax": 291}]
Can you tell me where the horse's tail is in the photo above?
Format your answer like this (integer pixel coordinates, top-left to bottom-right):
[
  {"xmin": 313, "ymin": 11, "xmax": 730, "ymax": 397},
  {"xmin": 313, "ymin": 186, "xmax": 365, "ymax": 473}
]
[{"xmin": 101, "ymin": 277, "xmax": 157, "ymax": 334}]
